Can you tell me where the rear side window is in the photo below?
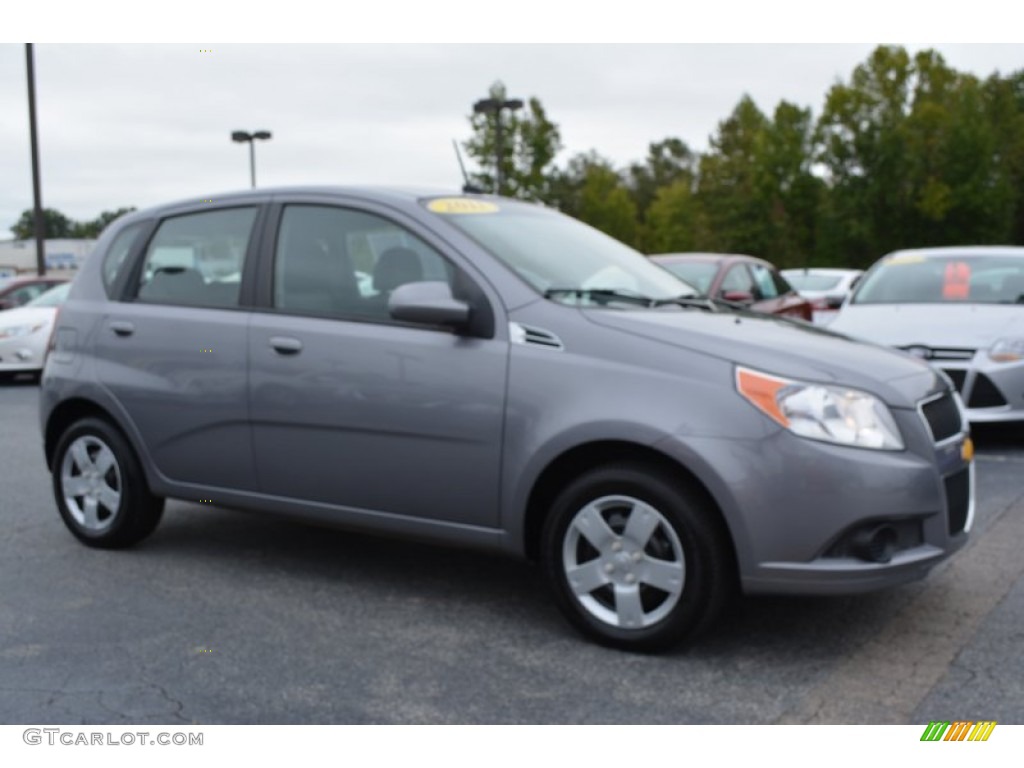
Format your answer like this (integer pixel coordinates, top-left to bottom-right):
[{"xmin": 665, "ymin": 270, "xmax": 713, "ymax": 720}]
[
  {"xmin": 136, "ymin": 208, "xmax": 257, "ymax": 308},
  {"xmin": 102, "ymin": 223, "xmax": 147, "ymax": 295}
]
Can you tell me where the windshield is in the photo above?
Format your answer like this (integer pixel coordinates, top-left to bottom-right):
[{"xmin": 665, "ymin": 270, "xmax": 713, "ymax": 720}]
[
  {"xmin": 656, "ymin": 261, "xmax": 717, "ymax": 295},
  {"xmin": 853, "ymin": 254, "xmax": 1024, "ymax": 305},
  {"xmin": 27, "ymin": 282, "xmax": 70, "ymax": 307},
  {"xmin": 785, "ymin": 273, "xmax": 844, "ymax": 291},
  {"xmin": 425, "ymin": 198, "xmax": 695, "ymax": 305}
]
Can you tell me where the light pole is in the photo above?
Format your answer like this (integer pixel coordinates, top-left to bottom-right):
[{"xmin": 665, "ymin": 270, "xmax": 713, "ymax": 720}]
[
  {"xmin": 231, "ymin": 130, "xmax": 272, "ymax": 188},
  {"xmin": 472, "ymin": 97, "xmax": 523, "ymax": 195},
  {"xmin": 25, "ymin": 44, "xmax": 46, "ymax": 276}
]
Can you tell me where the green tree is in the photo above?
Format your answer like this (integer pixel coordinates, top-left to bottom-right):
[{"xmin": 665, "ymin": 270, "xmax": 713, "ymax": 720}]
[
  {"xmin": 643, "ymin": 179, "xmax": 711, "ymax": 254},
  {"xmin": 11, "ymin": 208, "xmax": 74, "ymax": 239},
  {"xmin": 72, "ymin": 207, "xmax": 138, "ymax": 238},
  {"xmin": 815, "ymin": 45, "xmax": 915, "ymax": 265},
  {"xmin": 464, "ymin": 81, "xmax": 562, "ymax": 200},
  {"xmin": 695, "ymin": 94, "xmax": 771, "ymax": 255},
  {"xmin": 549, "ymin": 152, "xmax": 639, "ymax": 246},
  {"xmin": 627, "ymin": 138, "xmax": 697, "ymax": 219},
  {"xmin": 754, "ymin": 101, "xmax": 823, "ymax": 266}
]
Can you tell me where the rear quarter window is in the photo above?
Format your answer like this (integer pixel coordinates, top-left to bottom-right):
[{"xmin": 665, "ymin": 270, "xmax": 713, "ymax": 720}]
[{"xmin": 102, "ymin": 223, "xmax": 147, "ymax": 296}]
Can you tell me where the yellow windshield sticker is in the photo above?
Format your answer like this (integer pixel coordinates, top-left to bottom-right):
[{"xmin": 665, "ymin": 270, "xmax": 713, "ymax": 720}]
[
  {"xmin": 886, "ymin": 253, "xmax": 925, "ymax": 265},
  {"xmin": 427, "ymin": 198, "xmax": 499, "ymax": 214}
]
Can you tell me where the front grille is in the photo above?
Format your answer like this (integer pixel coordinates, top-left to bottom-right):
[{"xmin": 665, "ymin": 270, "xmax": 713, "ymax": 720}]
[
  {"xmin": 940, "ymin": 368, "xmax": 967, "ymax": 392},
  {"xmin": 945, "ymin": 468, "xmax": 970, "ymax": 535},
  {"xmin": 928, "ymin": 348, "xmax": 976, "ymax": 361},
  {"xmin": 967, "ymin": 373, "xmax": 1007, "ymax": 408},
  {"xmin": 921, "ymin": 392, "xmax": 963, "ymax": 443}
]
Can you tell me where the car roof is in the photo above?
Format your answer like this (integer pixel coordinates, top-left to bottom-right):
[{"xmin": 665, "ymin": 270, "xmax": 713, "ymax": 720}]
[
  {"xmin": 650, "ymin": 252, "xmax": 770, "ymax": 267},
  {"xmin": 781, "ymin": 267, "xmax": 862, "ymax": 275},
  {"xmin": 883, "ymin": 246, "xmax": 1024, "ymax": 260},
  {"xmin": 114, "ymin": 185, "xmax": 491, "ymax": 225}
]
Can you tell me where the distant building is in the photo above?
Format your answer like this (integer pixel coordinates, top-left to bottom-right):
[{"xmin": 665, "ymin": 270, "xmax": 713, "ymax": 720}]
[{"xmin": 0, "ymin": 238, "xmax": 97, "ymax": 277}]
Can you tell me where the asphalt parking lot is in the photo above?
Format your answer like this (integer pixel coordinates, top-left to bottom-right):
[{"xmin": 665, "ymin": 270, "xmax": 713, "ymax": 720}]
[{"xmin": 1, "ymin": 380, "xmax": 1022, "ymax": 724}]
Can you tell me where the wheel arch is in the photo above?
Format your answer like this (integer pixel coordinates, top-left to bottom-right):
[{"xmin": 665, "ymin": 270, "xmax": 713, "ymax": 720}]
[
  {"xmin": 521, "ymin": 440, "xmax": 738, "ymax": 571},
  {"xmin": 45, "ymin": 397, "xmax": 127, "ymax": 471}
]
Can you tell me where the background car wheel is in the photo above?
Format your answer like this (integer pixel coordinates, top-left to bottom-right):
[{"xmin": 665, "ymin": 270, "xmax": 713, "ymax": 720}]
[
  {"xmin": 541, "ymin": 463, "xmax": 734, "ymax": 652},
  {"xmin": 52, "ymin": 417, "xmax": 164, "ymax": 549}
]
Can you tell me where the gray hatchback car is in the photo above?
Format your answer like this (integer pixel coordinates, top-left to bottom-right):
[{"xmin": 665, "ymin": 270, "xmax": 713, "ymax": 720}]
[{"xmin": 40, "ymin": 187, "xmax": 974, "ymax": 651}]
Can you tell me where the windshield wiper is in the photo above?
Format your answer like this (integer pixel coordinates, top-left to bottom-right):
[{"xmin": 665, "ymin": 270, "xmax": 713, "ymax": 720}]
[
  {"xmin": 543, "ymin": 288, "xmax": 659, "ymax": 308},
  {"xmin": 649, "ymin": 295, "xmax": 721, "ymax": 312}
]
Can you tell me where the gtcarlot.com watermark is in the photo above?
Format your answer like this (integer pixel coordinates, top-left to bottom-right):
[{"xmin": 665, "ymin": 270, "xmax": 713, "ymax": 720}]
[{"xmin": 23, "ymin": 728, "xmax": 203, "ymax": 747}]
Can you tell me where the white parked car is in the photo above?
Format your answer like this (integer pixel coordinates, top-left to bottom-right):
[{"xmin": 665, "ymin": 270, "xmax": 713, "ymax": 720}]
[
  {"xmin": 830, "ymin": 246, "xmax": 1024, "ymax": 424},
  {"xmin": 0, "ymin": 282, "xmax": 70, "ymax": 381},
  {"xmin": 781, "ymin": 268, "xmax": 863, "ymax": 324}
]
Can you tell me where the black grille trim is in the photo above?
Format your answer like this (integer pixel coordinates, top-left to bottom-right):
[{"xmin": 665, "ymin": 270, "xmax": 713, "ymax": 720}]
[
  {"xmin": 945, "ymin": 468, "xmax": 971, "ymax": 536},
  {"xmin": 921, "ymin": 392, "xmax": 963, "ymax": 443},
  {"xmin": 940, "ymin": 369, "xmax": 967, "ymax": 393},
  {"xmin": 967, "ymin": 373, "xmax": 1007, "ymax": 408}
]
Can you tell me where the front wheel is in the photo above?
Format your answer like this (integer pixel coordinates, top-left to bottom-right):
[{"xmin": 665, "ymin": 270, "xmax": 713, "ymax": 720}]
[
  {"xmin": 541, "ymin": 464, "xmax": 734, "ymax": 652},
  {"xmin": 52, "ymin": 417, "xmax": 164, "ymax": 549}
]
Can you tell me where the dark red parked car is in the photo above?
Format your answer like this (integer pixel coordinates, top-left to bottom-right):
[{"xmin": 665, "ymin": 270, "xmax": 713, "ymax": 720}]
[
  {"xmin": 650, "ymin": 253, "xmax": 813, "ymax": 321},
  {"xmin": 0, "ymin": 276, "xmax": 68, "ymax": 311}
]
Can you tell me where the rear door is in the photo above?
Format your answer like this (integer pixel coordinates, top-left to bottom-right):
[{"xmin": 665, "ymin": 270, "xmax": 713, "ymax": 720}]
[{"xmin": 94, "ymin": 205, "xmax": 263, "ymax": 490}]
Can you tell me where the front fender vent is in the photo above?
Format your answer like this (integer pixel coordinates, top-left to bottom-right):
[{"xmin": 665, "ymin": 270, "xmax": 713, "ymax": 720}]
[{"xmin": 509, "ymin": 322, "xmax": 564, "ymax": 351}]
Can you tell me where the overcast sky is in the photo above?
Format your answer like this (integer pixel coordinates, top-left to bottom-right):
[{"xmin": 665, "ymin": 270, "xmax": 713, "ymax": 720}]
[{"xmin": 2, "ymin": 33, "xmax": 1021, "ymax": 237}]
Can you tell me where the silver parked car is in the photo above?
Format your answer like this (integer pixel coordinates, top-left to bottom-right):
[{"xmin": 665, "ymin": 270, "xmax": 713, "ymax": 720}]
[
  {"xmin": 831, "ymin": 246, "xmax": 1024, "ymax": 424},
  {"xmin": 40, "ymin": 188, "xmax": 974, "ymax": 651},
  {"xmin": 781, "ymin": 268, "xmax": 863, "ymax": 325}
]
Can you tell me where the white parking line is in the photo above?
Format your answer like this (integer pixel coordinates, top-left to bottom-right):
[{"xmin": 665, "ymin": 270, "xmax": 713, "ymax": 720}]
[{"xmin": 777, "ymin": 485, "xmax": 1024, "ymax": 724}]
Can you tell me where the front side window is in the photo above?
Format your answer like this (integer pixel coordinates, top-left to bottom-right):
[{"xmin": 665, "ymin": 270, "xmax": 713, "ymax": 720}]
[
  {"xmin": 274, "ymin": 205, "xmax": 455, "ymax": 321},
  {"xmin": 751, "ymin": 264, "xmax": 784, "ymax": 299},
  {"xmin": 721, "ymin": 265, "xmax": 755, "ymax": 296},
  {"xmin": 136, "ymin": 208, "xmax": 257, "ymax": 308}
]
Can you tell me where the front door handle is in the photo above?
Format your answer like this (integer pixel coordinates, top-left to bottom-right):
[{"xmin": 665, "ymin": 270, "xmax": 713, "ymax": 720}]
[
  {"xmin": 269, "ymin": 336, "xmax": 303, "ymax": 355},
  {"xmin": 110, "ymin": 321, "xmax": 135, "ymax": 337}
]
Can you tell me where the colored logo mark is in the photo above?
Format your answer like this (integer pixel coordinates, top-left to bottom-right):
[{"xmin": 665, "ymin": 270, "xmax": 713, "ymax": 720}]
[
  {"xmin": 200, "ymin": 348, "xmax": 213, "ymax": 352},
  {"xmin": 920, "ymin": 721, "xmax": 996, "ymax": 742}
]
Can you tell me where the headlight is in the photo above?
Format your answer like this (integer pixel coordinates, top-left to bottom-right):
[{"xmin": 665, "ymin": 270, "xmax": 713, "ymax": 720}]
[
  {"xmin": 0, "ymin": 323, "xmax": 45, "ymax": 340},
  {"xmin": 988, "ymin": 337, "xmax": 1024, "ymax": 363},
  {"xmin": 736, "ymin": 366, "xmax": 904, "ymax": 450}
]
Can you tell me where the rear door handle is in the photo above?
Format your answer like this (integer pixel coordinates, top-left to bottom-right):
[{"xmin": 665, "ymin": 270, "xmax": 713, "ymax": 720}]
[
  {"xmin": 110, "ymin": 321, "xmax": 135, "ymax": 337},
  {"xmin": 269, "ymin": 336, "xmax": 303, "ymax": 355}
]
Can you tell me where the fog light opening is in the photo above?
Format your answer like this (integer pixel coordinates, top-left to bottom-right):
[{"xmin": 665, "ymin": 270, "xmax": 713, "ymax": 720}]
[{"xmin": 851, "ymin": 525, "xmax": 898, "ymax": 564}]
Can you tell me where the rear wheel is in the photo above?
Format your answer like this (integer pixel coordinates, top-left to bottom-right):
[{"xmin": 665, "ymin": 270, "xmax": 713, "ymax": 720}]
[
  {"xmin": 52, "ymin": 417, "xmax": 164, "ymax": 548},
  {"xmin": 541, "ymin": 464, "xmax": 733, "ymax": 652}
]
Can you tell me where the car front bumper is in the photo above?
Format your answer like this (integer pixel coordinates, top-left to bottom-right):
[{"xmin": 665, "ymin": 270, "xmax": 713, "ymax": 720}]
[
  {"xmin": 657, "ymin": 395, "xmax": 973, "ymax": 596},
  {"xmin": 926, "ymin": 353, "xmax": 1024, "ymax": 423}
]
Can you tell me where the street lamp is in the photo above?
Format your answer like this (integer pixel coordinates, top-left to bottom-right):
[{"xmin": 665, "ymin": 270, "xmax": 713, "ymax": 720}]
[
  {"xmin": 231, "ymin": 130, "xmax": 272, "ymax": 188},
  {"xmin": 472, "ymin": 97, "xmax": 523, "ymax": 195}
]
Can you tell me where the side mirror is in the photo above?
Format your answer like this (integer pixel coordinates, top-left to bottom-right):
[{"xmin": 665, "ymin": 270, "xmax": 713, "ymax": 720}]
[
  {"xmin": 721, "ymin": 290, "xmax": 755, "ymax": 304},
  {"xmin": 825, "ymin": 294, "xmax": 845, "ymax": 309},
  {"xmin": 388, "ymin": 281, "xmax": 470, "ymax": 328}
]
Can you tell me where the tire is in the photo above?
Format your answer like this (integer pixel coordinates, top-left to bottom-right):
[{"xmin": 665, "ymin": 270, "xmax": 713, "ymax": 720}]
[
  {"xmin": 541, "ymin": 463, "xmax": 734, "ymax": 652},
  {"xmin": 52, "ymin": 417, "xmax": 165, "ymax": 549}
]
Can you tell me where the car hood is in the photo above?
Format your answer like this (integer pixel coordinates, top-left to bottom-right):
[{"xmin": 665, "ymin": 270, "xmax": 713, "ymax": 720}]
[
  {"xmin": 0, "ymin": 305, "xmax": 57, "ymax": 328},
  {"xmin": 583, "ymin": 307, "xmax": 942, "ymax": 408},
  {"xmin": 830, "ymin": 304, "xmax": 1024, "ymax": 350}
]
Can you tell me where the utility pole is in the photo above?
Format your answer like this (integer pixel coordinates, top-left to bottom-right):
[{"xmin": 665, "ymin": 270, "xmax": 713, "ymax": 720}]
[{"xmin": 26, "ymin": 43, "xmax": 46, "ymax": 276}]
